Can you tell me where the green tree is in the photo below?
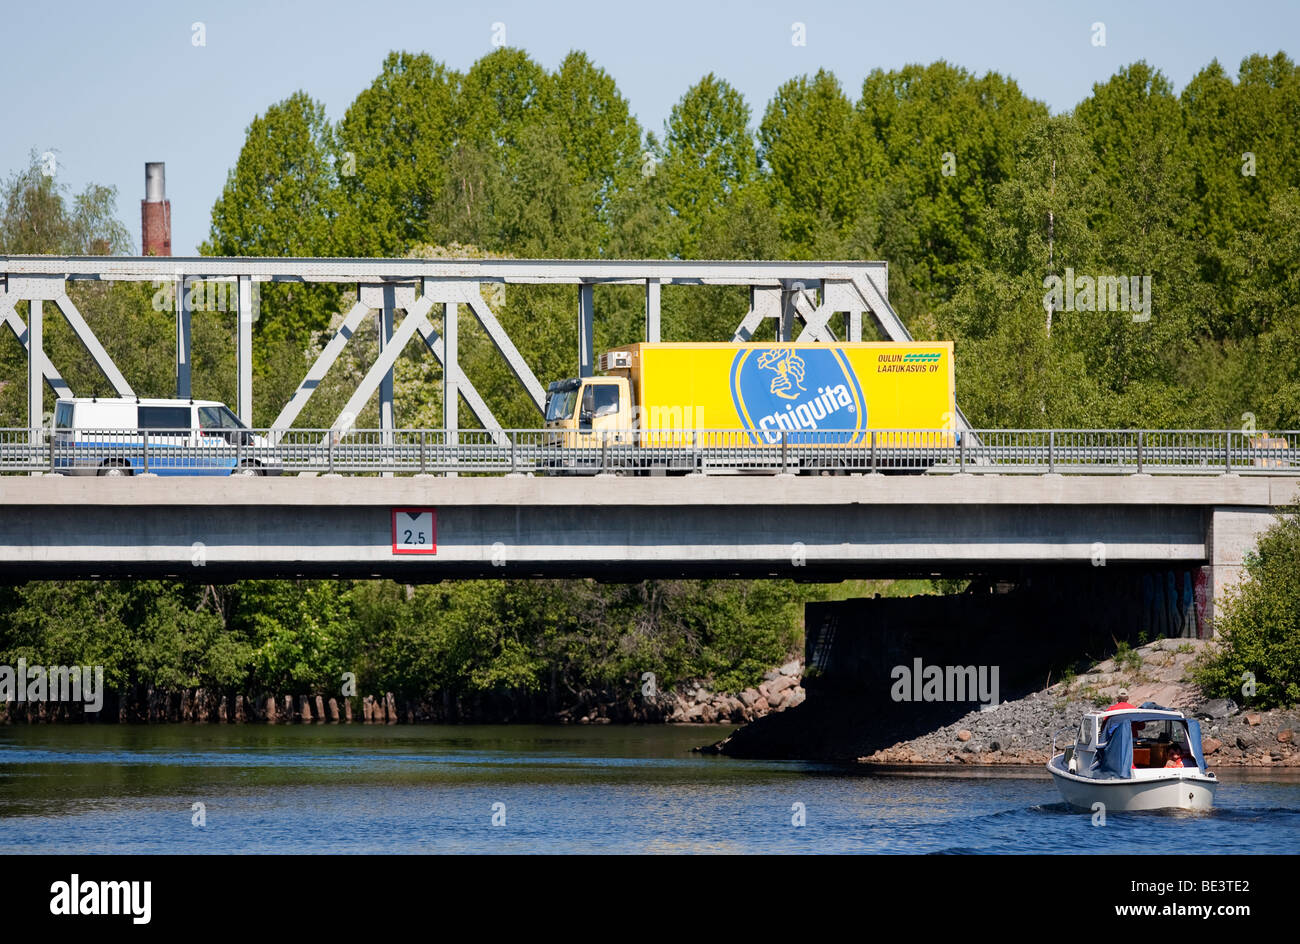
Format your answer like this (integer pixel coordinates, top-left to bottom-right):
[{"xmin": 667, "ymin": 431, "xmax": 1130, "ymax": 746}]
[
  {"xmin": 660, "ymin": 74, "xmax": 761, "ymax": 257},
  {"xmin": 939, "ymin": 115, "xmax": 1104, "ymax": 426},
  {"xmin": 759, "ymin": 70, "xmax": 876, "ymax": 251},
  {"xmin": 548, "ymin": 51, "xmax": 644, "ymax": 236},
  {"xmin": 204, "ymin": 91, "xmax": 343, "ymax": 348},
  {"xmin": 1068, "ymin": 62, "xmax": 1207, "ymax": 424},
  {"xmin": 1183, "ymin": 53, "xmax": 1300, "ymax": 255},
  {"xmin": 230, "ymin": 581, "xmax": 358, "ymax": 693},
  {"xmin": 1194, "ymin": 503, "xmax": 1300, "ymax": 708},
  {"xmin": 1223, "ymin": 188, "xmax": 1300, "ymax": 427},
  {"xmin": 0, "ymin": 581, "xmax": 239, "ymax": 692},
  {"xmin": 0, "ymin": 156, "xmax": 179, "ymax": 423},
  {"xmin": 0, "ymin": 154, "xmax": 130, "ymax": 255},
  {"xmin": 857, "ymin": 62, "xmax": 1046, "ymax": 303},
  {"xmin": 335, "ymin": 52, "xmax": 459, "ymax": 255},
  {"xmin": 0, "ymin": 581, "xmax": 137, "ymax": 689}
]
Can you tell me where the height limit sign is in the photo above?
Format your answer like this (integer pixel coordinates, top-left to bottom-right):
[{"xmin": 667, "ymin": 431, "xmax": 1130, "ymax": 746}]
[{"xmin": 391, "ymin": 508, "xmax": 436, "ymax": 554}]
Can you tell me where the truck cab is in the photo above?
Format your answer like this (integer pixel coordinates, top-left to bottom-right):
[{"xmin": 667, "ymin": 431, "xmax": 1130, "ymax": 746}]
[{"xmin": 544, "ymin": 352, "xmax": 634, "ymax": 441}]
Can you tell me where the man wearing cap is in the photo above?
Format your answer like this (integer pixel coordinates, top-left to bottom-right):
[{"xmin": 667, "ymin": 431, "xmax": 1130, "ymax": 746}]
[
  {"xmin": 1105, "ymin": 688, "xmax": 1137, "ymax": 711},
  {"xmin": 1104, "ymin": 689, "xmax": 1146, "ymax": 765}
]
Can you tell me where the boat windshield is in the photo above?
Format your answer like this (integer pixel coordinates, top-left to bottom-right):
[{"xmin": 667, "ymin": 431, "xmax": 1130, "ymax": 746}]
[
  {"xmin": 1131, "ymin": 719, "xmax": 1191, "ymax": 747},
  {"xmin": 1101, "ymin": 716, "xmax": 1197, "ymax": 771}
]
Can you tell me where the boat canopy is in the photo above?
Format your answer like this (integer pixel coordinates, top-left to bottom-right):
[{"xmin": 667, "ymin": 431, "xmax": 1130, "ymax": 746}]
[
  {"xmin": 1185, "ymin": 718, "xmax": 1208, "ymax": 772},
  {"xmin": 1089, "ymin": 705, "xmax": 1207, "ymax": 779}
]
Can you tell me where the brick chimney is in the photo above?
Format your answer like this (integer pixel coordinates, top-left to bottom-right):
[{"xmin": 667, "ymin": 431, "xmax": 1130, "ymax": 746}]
[{"xmin": 141, "ymin": 162, "xmax": 171, "ymax": 256}]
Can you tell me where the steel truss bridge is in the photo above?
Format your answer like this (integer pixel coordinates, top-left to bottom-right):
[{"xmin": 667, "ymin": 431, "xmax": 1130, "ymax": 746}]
[
  {"xmin": 2, "ymin": 255, "xmax": 1294, "ymax": 604},
  {"xmin": 1, "ymin": 255, "xmax": 968, "ymax": 440},
  {"xmin": 5, "ymin": 254, "xmax": 1294, "ymax": 475}
]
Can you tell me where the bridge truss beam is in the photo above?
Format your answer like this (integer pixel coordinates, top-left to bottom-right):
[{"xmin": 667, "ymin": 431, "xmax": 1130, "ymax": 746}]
[{"xmin": 0, "ymin": 257, "xmax": 976, "ymax": 437}]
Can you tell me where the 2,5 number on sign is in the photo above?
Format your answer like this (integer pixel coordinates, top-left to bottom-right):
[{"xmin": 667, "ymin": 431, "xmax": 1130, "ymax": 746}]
[{"xmin": 391, "ymin": 508, "xmax": 436, "ymax": 554}]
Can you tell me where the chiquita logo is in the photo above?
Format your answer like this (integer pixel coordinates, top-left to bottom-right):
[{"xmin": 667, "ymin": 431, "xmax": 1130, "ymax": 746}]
[{"xmin": 730, "ymin": 347, "xmax": 866, "ymax": 444}]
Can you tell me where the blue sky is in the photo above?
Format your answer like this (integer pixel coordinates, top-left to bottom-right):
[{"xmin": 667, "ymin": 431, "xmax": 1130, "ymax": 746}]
[{"xmin": 5, "ymin": 0, "xmax": 1298, "ymax": 255}]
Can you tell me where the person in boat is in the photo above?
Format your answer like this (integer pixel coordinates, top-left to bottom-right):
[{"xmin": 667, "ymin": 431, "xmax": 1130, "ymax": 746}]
[
  {"xmin": 1107, "ymin": 689, "xmax": 1145, "ymax": 734},
  {"xmin": 1165, "ymin": 746, "xmax": 1186, "ymax": 768},
  {"xmin": 1106, "ymin": 690, "xmax": 1151, "ymax": 764},
  {"xmin": 1105, "ymin": 689, "xmax": 1136, "ymax": 711}
]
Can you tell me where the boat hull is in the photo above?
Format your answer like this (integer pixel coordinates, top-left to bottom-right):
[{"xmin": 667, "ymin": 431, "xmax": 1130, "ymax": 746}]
[{"xmin": 1047, "ymin": 755, "xmax": 1217, "ymax": 812}]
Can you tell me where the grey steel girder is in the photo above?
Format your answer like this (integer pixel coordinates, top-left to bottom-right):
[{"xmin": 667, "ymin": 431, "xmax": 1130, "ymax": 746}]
[
  {"xmin": 413, "ymin": 321, "xmax": 503, "ymax": 433},
  {"xmin": 271, "ymin": 299, "xmax": 373, "ymax": 434},
  {"xmin": 0, "ymin": 295, "xmax": 73, "ymax": 397},
  {"xmin": 53, "ymin": 293, "xmax": 134, "ymax": 396},
  {"xmin": 452, "ymin": 282, "xmax": 546, "ymax": 412},
  {"xmin": 2, "ymin": 255, "xmax": 890, "ymax": 286},
  {"xmin": 330, "ymin": 294, "xmax": 436, "ymax": 433}
]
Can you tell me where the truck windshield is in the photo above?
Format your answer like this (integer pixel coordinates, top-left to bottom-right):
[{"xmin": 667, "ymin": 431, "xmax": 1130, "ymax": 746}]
[{"xmin": 546, "ymin": 389, "xmax": 579, "ymax": 421}]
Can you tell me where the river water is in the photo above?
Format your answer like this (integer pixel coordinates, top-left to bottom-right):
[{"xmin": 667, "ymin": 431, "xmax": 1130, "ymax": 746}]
[{"xmin": 1, "ymin": 725, "xmax": 1297, "ymax": 854}]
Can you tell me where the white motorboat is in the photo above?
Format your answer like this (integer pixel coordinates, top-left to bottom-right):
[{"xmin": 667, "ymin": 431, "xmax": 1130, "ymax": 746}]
[{"xmin": 1047, "ymin": 706, "xmax": 1218, "ymax": 812}]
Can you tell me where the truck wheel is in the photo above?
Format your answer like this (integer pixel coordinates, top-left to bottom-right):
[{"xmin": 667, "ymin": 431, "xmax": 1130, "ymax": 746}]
[
  {"xmin": 233, "ymin": 462, "xmax": 264, "ymax": 477},
  {"xmin": 97, "ymin": 461, "xmax": 133, "ymax": 477}
]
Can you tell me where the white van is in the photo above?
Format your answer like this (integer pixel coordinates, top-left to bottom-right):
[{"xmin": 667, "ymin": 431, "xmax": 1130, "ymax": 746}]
[{"xmin": 51, "ymin": 398, "xmax": 278, "ymax": 476}]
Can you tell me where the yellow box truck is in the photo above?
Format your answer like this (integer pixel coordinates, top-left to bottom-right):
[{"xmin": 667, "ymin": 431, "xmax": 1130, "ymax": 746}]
[{"xmin": 543, "ymin": 342, "xmax": 955, "ymax": 467}]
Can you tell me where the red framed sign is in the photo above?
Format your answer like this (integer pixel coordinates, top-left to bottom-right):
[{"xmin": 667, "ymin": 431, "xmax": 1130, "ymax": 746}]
[{"xmin": 391, "ymin": 508, "xmax": 436, "ymax": 554}]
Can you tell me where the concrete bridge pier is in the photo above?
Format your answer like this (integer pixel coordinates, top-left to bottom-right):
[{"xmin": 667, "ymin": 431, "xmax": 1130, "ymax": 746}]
[{"xmin": 1207, "ymin": 504, "xmax": 1284, "ymax": 628}]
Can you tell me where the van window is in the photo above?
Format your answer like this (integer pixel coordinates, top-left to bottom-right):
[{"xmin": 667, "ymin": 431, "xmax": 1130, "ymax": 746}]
[
  {"xmin": 198, "ymin": 405, "xmax": 245, "ymax": 430},
  {"xmin": 138, "ymin": 405, "xmax": 191, "ymax": 431},
  {"xmin": 54, "ymin": 402, "xmax": 73, "ymax": 429}
]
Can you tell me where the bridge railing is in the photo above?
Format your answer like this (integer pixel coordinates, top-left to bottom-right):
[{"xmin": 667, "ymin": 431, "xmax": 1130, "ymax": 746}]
[
  {"xmin": 4, "ymin": 428, "xmax": 1298, "ymax": 475},
  {"xmin": 959, "ymin": 429, "xmax": 1300, "ymax": 474}
]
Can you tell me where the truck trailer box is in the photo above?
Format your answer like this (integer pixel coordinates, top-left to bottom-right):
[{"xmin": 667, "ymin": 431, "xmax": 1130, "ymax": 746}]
[{"xmin": 614, "ymin": 341, "xmax": 955, "ymax": 445}]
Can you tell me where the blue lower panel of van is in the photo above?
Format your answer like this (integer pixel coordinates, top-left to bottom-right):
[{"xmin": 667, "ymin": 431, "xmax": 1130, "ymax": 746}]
[{"xmin": 55, "ymin": 442, "xmax": 239, "ymax": 476}]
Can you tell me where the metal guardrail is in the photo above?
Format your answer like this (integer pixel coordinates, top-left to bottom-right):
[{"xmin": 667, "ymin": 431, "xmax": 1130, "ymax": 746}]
[{"xmin": 1, "ymin": 428, "xmax": 1298, "ymax": 476}]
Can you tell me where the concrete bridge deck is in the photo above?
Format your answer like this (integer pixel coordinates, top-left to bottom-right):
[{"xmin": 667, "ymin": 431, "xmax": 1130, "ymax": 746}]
[
  {"xmin": 2, "ymin": 471, "xmax": 1291, "ymax": 506},
  {"xmin": 0, "ymin": 476, "xmax": 1294, "ymax": 614}
]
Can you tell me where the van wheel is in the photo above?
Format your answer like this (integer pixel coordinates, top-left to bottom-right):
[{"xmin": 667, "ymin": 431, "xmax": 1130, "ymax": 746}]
[
  {"xmin": 97, "ymin": 462, "xmax": 132, "ymax": 477},
  {"xmin": 233, "ymin": 462, "xmax": 264, "ymax": 477}
]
